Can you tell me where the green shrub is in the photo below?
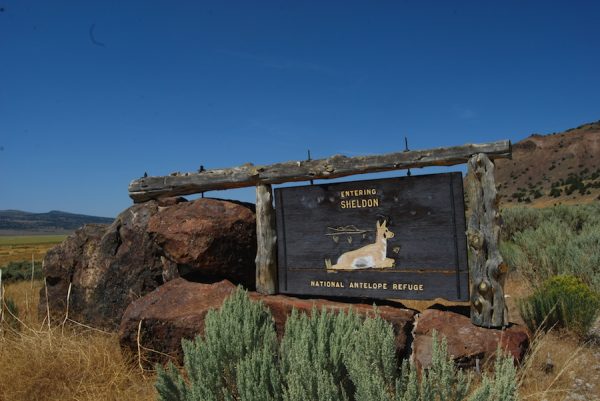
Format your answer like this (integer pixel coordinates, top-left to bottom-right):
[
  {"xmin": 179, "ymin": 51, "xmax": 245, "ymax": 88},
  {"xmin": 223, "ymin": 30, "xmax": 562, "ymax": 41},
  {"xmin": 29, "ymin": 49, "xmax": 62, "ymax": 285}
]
[
  {"xmin": 155, "ymin": 287, "xmax": 281, "ymax": 401},
  {"xmin": 549, "ymin": 187, "xmax": 562, "ymax": 197},
  {"xmin": 156, "ymin": 289, "xmax": 519, "ymax": 401},
  {"xmin": 344, "ymin": 310, "xmax": 398, "ymax": 401},
  {"xmin": 280, "ymin": 308, "xmax": 360, "ymax": 401},
  {"xmin": 500, "ymin": 207, "xmax": 543, "ymax": 241},
  {"xmin": 518, "ymin": 275, "xmax": 600, "ymax": 338},
  {"xmin": 0, "ymin": 261, "xmax": 43, "ymax": 283},
  {"xmin": 500, "ymin": 204, "xmax": 600, "ymax": 292}
]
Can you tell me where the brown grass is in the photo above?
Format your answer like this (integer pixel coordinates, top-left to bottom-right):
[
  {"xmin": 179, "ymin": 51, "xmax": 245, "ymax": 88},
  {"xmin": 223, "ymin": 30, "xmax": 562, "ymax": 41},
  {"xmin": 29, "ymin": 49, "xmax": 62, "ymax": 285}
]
[
  {"xmin": 518, "ymin": 330, "xmax": 600, "ymax": 401},
  {"xmin": 0, "ymin": 281, "xmax": 156, "ymax": 401},
  {"xmin": 504, "ymin": 271, "xmax": 531, "ymax": 326}
]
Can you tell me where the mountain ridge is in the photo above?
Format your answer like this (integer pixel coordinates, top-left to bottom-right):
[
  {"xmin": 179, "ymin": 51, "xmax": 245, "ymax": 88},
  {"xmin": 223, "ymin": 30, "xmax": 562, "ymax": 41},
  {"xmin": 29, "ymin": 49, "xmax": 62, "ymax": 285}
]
[{"xmin": 0, "ymin": 209, "xmax": 114, "ymax": 235}]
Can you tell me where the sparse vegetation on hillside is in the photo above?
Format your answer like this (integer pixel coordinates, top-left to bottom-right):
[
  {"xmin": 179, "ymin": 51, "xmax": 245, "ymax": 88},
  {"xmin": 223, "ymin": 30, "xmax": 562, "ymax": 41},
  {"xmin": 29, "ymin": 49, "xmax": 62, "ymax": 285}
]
[
  {"xmin": 495, "ymin": 121, "xmax": 600, "ymax": 207},
  {"xmin": 507, "ymin": 167, "xmax": 600, "ymax": 204}
]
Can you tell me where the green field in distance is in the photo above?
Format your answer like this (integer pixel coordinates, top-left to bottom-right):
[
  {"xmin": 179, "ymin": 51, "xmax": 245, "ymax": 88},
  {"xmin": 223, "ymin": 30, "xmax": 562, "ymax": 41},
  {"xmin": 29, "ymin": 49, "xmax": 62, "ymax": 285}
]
[{"xmin": 0, "ymin": 235, "xmax": 69, "ymax": 246}]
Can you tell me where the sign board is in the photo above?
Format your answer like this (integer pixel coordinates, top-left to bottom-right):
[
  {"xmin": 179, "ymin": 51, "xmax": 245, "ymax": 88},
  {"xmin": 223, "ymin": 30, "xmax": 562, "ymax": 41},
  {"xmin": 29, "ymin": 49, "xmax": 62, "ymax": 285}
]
[{"xmin": 274, "ymin": 172, "xmax": 469, "ymax": 301}]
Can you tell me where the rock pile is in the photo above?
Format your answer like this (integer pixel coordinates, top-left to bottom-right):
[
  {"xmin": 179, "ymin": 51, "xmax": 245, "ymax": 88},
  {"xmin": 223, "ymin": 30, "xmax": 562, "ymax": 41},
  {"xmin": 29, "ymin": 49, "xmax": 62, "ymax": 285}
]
[{"xmin": 39, "ymin": 197, "xmax": 256, "ymax": 331}]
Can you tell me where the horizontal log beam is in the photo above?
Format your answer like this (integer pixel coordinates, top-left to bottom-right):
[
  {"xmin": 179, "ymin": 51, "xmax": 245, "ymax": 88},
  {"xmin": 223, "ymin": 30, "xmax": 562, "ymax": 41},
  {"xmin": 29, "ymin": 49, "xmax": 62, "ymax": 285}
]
[{"xmin": 129, "ymin": 140, "xmax": 511, "ymax": 202}]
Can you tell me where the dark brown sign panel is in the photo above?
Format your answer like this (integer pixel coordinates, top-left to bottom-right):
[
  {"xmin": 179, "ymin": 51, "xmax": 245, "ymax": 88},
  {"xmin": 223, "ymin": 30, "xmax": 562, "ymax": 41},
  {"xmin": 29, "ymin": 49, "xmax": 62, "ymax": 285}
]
[{"xmin": 275, "ymin": 173, "xmax": 469, "ymax": 301}]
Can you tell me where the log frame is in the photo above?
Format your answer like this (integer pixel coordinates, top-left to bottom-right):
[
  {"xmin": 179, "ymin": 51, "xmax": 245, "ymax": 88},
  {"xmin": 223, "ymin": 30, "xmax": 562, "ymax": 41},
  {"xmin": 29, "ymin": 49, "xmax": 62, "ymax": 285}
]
[
  {"xmin": 255, "ymin": 184, "xmax": 278, "ymax": 294},
  {"xmin": 129, "ymin": 140, "xmax": 511, "ymax": 202},
  {"xmin": 127, "ymin": 140, "xmax": 512, "ymax": 325},
  {"xmin": 466, "ymin": 153, "xmax": 508, "ymax": 328}
]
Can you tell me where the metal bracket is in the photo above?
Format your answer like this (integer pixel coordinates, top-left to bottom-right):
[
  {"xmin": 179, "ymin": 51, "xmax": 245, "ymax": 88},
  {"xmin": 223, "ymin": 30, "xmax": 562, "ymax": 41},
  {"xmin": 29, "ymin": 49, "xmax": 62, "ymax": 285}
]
[
  {"xmin": 307, "ymin": 149, "xmax": 314, "ymax": 185},
  {"xmin": 404, "ymin": 137, "xmax": 411, "ymax": 176}
]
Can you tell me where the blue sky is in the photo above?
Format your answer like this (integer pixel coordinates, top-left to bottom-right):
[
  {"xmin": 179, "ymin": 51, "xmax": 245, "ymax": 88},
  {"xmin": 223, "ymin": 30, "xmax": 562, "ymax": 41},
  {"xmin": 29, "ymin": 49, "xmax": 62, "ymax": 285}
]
[{"xmin": 1, "ymin": 1, "xmax": 599, "ymax": 217}]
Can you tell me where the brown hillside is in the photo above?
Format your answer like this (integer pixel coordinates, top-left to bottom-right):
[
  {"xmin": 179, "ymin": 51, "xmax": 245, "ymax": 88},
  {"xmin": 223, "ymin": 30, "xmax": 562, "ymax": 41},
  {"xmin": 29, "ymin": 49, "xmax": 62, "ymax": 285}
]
[{"xmin": 495, "ymin": 120, "xmax": 600, "ymax": 207}]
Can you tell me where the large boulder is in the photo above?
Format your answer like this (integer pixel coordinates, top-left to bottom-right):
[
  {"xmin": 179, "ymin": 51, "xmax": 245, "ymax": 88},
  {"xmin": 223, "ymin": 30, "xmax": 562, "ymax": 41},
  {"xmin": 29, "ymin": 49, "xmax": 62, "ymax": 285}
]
[
  {"xmin": 411, "ymin": 309, "xmax": 530, "ymax": 369},
  {"xmin": 39, "ymin": 223, "xmax": 107, "ymax": 323},
  {"xmin": 147, "ymin": 198, "xmax": 257, "ymax": 288},
  {"xmin": 40, "ymin": 198, "xmax": 258, "ymax": 331},
  {"xmin": 39, "ymin": 202, "xmax": 165, "ymax": 330},
  {"xmin": 118, "ymin": 278, "xmax": 416, "ymax": 364}
]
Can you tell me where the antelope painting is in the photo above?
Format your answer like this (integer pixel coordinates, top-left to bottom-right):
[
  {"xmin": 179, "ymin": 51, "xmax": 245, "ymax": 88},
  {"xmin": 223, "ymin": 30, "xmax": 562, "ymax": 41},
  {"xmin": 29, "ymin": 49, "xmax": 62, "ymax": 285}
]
[{"xmin": 326, "ymin": 220, "xmax": 395, "ymax": 270}]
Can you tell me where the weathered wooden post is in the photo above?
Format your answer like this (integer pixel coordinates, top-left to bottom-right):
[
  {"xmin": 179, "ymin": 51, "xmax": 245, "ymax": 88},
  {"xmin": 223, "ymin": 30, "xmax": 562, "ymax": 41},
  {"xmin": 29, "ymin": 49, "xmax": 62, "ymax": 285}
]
[
  {"xmin": 255, "ymin": 184, "xmax": 278, "ymax": 294},
  {"xmin": 466, "ymin": 153, "xmax": 508, "ymax": 327}
]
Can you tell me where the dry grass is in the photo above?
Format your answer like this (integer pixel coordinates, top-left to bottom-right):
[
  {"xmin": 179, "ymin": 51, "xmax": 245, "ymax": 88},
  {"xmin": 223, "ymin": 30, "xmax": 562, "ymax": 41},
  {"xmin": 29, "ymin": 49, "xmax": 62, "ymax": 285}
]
[
  {"xmin": 0, "ymin": 281, "xmax": 156, "ymax": 401},
  {"xmin": 518, "ymin": 330, "xmax": 599, "ymax": 401},
  {"xmin": 504, "ymin": 271, "xmax": 532, "ymax": 326}
]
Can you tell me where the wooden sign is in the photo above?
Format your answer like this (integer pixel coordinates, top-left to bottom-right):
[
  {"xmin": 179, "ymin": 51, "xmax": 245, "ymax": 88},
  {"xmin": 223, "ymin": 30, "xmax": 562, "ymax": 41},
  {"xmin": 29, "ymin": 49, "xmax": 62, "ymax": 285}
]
[{"xmin": 275, "ymin": 173, "xmax": 469, "ymax": 301}]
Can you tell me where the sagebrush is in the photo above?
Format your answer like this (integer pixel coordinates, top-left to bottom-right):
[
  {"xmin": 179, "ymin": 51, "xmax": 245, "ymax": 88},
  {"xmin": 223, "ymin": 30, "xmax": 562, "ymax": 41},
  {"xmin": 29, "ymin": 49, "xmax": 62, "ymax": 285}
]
[
  {"xmin": 156, "ymin": 287, "xmax": 518, "ymax": 401},
  {"xmin": 518, "ymin": 274, "xmax": 600, "ymax": 338},
  {"xmin": 0, "ymin": 260, "xmax": 43, "ymax": 283},
  {"xmin": 500, "ymin": 204, "xmax": 600, "ymax": 292}
]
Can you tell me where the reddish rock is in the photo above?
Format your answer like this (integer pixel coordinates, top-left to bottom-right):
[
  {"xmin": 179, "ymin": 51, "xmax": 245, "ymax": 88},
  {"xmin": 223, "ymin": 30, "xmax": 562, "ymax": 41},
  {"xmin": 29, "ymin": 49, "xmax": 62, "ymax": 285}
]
[
  {"xmin": 157, "ymin": 196, "xmax": 188, "ymax": 207},
  {"xmin": 119, "ymin": 279, "xmax": 236, "ymax": 363},
  {"xmin": 147, "ymin": 198, "xmax": 257, "ymax": 288},
  {"xmin": 39, "ymin": 201, "xmax": 165, "ymax": 331},
  {"xmin": 118, "ymin": 278, "xmax": 416, "ymax": 364},
  {"xmin": 412, "ymin": 309, "xmax": 530, "ymax": 370}
]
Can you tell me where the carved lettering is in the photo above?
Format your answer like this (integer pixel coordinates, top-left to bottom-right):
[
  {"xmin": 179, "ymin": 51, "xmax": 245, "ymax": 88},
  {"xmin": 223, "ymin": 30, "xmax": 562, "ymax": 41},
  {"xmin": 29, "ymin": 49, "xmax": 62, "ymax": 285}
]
[
  {"xmin": 340, "ymin": 198, "xmax": 380, "ymax": 209},
  {"xmin": 309, "ymin": 280, "xmax": 345, "ymax": 288},
  {"xmin": 391, "ymin": 283, "xmax": 424, "ymax": 291}
]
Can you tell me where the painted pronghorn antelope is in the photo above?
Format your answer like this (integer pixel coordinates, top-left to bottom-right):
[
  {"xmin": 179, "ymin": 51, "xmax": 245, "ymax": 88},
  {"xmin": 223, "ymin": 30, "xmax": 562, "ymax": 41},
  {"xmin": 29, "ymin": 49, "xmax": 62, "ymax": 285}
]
[{"xmin": 326, "ymin": 220, "xmax": 395, "ymax": 270}]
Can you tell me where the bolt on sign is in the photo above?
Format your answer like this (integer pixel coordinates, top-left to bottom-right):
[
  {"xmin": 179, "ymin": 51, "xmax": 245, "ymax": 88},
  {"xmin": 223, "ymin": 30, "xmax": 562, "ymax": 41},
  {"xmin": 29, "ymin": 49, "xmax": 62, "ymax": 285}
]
[{"xmin": 274, "ymin": 172, "xmax": 469, "ymax": 301}]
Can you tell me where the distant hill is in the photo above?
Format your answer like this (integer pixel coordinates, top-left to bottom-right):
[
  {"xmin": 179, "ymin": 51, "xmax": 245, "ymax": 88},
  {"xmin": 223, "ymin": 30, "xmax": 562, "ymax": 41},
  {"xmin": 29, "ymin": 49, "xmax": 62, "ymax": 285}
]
[
  {"xmin": 495, "ymin": 120, "xmax": 600, "ymax": 207},
  {"xmin": 0, "ymin": 210, "xmax": 114, "ymax": 235}
]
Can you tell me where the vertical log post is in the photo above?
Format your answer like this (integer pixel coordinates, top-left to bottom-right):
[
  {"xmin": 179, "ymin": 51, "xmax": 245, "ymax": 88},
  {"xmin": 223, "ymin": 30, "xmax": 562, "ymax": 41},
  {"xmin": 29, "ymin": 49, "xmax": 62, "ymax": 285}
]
[
  {"xmin": 255, "ymin": 184, "xmax": 278, "ymax": 294},
  {"xmin": 466, "ymin": 153, "xmax": 508, "ymax": 328}
]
